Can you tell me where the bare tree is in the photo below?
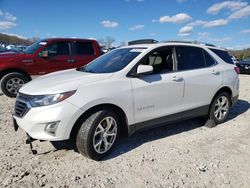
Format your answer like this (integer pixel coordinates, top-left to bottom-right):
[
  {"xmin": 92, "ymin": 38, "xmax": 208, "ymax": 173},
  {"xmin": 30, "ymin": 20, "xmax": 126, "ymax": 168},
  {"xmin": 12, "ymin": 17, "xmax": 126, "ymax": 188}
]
[
  {"xmin": 97, "ymin": 38, "xmax": 105, "ymax": 47},
  {"xmin": 105, "ymin": 36, "xmax": 115, "ymax": 49},
  {"xmin": 119, "ymin": 41, "xmax": 127, "ymax": 47},
  {"xmin": 97, "ymin": 36, "xmax": 116, "ymax": 49}
]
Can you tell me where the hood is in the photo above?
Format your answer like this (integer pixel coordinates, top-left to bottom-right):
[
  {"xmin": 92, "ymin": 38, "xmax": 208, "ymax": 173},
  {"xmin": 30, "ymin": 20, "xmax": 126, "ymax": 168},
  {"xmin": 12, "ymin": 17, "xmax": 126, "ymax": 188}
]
[
  {"xmin": 20, "ymin": 69, "xmax": 113, "ymax": 95},
  {"xmin": 0, "ymin": 51, "xmax": 22, "ymax": 57},
  {"xmin": 0, "ymin": 51, "xmax": 33, "ymax": 62}
]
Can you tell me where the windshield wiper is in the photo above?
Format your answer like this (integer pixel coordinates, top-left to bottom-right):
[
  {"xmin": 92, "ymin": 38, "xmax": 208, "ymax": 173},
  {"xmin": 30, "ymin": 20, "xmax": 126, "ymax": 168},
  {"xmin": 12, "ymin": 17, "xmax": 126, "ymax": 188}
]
[{"xmin": 77, "ymin": 67, "xmax": 96, "ymax": 73}]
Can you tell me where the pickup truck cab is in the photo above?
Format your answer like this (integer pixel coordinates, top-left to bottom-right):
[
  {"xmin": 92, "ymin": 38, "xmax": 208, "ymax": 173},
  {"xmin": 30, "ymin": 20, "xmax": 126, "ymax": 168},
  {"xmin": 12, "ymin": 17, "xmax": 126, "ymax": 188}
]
[{"xmin": 0, "ymin": 38, "xmax": 102, "ymax": 97}]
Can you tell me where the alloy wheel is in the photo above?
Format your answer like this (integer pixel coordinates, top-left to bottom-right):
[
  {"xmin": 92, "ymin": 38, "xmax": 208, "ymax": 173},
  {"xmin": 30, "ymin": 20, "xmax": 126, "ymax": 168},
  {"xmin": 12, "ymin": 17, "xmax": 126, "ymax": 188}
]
[
  {"xmin": 214, "ymin": 96, "xmax": 229, "ymax": 120},
  {"xmin": 6, "ymin": 78, "xmax": 24, "ymax": 95},
  {"xmin": 93, "ymin": 116, "xmax": 118, "ymax": 154}
]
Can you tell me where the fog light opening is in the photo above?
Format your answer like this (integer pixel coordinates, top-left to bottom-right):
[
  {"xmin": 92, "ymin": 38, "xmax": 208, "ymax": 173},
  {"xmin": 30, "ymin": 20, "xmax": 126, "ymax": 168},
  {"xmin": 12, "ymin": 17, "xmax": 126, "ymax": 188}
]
[{"xmin": 45, "ymin": 121, "xmax": 60, "ymax": 136}]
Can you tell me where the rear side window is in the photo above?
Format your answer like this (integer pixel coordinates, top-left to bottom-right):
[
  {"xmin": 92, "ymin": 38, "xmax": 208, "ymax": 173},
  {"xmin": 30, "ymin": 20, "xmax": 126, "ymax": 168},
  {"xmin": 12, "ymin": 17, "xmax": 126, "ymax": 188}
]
[
  {"xmin": 203, "ymin": 50, "xmax": 216, "ymax": 67},
  {"xmin": 176, "ymin": 46, "xmax": 205, "ymax": 71},
  {"xmin": 75, "ymin": 42, "xmax": 94, "ymax": 55},
  {"xmin": 209, "ymin": 48, "xmax": 234, "ymax": 64}
]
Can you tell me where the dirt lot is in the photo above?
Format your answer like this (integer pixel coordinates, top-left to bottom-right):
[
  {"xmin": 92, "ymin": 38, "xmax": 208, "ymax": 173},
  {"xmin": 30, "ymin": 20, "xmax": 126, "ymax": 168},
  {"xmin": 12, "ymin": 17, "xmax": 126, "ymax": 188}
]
[{"xmin": 0, "ymin": 75, "xmax": 250, "ymax": 188}]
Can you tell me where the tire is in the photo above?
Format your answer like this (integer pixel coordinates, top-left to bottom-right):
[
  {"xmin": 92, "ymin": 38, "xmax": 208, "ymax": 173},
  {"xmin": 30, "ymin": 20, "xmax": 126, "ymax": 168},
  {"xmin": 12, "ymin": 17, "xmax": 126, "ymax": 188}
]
[
  {"xmin": 76, "ymin": 109, "xmax": 120, "ymax": 160},
  {"xmin": 0, "ymin": 72, "xmax": 30, "ymax": 97},
  {"xmin": 208, "ymin": 92, "xmax": 230, "ymax": 126}
]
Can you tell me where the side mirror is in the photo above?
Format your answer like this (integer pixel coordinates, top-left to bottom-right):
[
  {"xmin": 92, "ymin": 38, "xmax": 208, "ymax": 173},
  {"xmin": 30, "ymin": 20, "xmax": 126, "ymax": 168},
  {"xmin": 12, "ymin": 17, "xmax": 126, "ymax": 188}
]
[
  {"xmin": 38, "ymin": 51, "xmax": 49, "ymax": 58},
  {"xmin": 136, "ymin": 65, "xmax": 153, "ymax": 75}
]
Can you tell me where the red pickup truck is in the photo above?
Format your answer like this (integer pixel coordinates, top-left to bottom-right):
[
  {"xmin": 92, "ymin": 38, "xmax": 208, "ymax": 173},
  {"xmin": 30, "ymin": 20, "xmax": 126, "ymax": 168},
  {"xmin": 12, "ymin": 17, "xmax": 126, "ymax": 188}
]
[{"xmin": 0, "ymin": 38, "xmax": 102, "ymax": 97}]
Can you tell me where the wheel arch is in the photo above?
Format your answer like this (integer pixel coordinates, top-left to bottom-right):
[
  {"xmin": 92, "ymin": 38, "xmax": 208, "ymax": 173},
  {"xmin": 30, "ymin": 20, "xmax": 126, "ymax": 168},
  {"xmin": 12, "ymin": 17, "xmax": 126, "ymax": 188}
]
[
  {"xmin": 70, "ymin": 103, "xmax": 129, "ymax": 141},
  {"xmin": 0, "ymin": 68, "xmax": 31, "ymax": 81},
  {"xmin": 211, "ymin": 86, "xmax": 233, "ymax": 106}
]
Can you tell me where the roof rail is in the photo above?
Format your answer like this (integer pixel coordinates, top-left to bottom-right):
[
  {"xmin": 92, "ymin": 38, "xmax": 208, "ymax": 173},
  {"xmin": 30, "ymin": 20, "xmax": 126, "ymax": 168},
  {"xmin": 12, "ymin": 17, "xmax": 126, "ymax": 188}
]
[
  {"xmin": 128, "ymin": 39, "xmax": 158, "ymax": 45},
  {"xmin": 161, "ymin": 40, "xmax": 216, "ymax": 47}
]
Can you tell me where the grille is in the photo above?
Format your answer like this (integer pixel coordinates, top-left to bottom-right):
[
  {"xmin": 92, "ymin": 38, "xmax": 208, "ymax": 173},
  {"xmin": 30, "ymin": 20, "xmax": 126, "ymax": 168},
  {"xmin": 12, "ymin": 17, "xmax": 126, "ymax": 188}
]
[{"xmin": 14, "ymin": 94, "xmax": 30, "ymax": 118}]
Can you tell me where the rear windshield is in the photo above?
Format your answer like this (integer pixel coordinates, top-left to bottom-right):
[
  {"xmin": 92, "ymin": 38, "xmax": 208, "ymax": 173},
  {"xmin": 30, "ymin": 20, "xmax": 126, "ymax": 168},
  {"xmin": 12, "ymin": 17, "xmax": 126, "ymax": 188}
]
[{"xmin": 209, "ymin": 48, "xmax": 234, "ymax": 64}]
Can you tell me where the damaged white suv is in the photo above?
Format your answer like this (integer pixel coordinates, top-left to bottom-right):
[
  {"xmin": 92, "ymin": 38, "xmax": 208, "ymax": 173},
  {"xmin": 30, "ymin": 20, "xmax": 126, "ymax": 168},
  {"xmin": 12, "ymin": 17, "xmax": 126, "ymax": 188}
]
[{"xmin": 13, "ymin": 41, "xmax": 239, "ymax": 160}]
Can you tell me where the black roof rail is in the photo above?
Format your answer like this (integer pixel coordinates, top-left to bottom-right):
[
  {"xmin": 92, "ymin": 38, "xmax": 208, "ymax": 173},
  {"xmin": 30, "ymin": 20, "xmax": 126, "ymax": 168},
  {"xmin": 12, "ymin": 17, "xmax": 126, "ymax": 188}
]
[
  {"xmin": 161, "ymin": 40, "xmax": 194, "ymax": 44},
  {"xmin": 203, "ymin": 43, "xmax": 216, "ymax": 47},
  {"xmin": 161, "ymin": 40, "xmax": 216, "ymax": 47},
  {"xmin": 128, "ymin": 39, "xmax": 158, "ymax": 45}
]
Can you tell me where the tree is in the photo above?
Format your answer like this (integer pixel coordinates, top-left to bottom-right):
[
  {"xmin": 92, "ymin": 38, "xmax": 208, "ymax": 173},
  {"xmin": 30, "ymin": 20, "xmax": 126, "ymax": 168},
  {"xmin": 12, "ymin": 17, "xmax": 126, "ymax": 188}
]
[
  {"xmin": 97, "ymin": 38, "xmax": 105, "ymax": 47},
  {"xmin": 0, "ymin": 33, "xmax": 33, "ymax": 45},
  {"xmin": 29, "ymin": 37, "xmax": 40, "ymax": 43},
  {"xmin": 105, "ymin": 36, "xmax": 115, "ymax": 49},
  {"xmin": 98, "ymin": 36, "xmax": 116, "ymax": 49},
  {"xmin": 119, "ymin": 41, "xmax": 127, "ymax": 47}
]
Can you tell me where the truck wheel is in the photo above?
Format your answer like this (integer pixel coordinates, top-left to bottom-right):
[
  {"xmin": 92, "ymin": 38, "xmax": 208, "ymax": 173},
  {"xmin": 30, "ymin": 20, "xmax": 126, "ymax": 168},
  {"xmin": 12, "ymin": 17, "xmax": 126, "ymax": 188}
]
[
  {"xmin": 208, "ymin": 92, "xmax": 230, "ymax": 126},
  {"xmin": 1, "ymin": 72, "xmax": 30, "ymax": 97},
  {"xmin": 76, "ymin": 109, "xmax": 120, "ymax": 160}
]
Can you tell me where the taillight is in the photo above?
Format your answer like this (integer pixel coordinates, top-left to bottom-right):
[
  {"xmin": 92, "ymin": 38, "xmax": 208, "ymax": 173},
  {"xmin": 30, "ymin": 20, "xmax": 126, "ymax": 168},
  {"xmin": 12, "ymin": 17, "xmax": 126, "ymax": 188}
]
[{"xmin": 234, "ymin": 67, "xmax": 240, "ymax": 74}]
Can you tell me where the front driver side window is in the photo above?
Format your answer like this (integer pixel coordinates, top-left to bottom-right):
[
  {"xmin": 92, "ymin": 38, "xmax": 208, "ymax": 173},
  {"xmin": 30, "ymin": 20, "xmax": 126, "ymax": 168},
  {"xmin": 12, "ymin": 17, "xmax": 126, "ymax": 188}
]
[
  {"xmin": 140, "ymin": 47, "xmax": 174, "ymax": 74},
  {"xmin": 42, "ymin": 42, "xmax": 70, "ymax": 57}
]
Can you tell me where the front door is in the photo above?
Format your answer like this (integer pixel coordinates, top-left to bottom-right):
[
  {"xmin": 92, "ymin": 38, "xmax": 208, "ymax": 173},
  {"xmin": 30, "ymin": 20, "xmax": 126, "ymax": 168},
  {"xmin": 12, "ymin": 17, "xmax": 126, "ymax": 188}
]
[
  {"xmin": 131, "ymin": 47, "xmax": 184, "ymax": 124},
  {"xmin": 34, "ymin": 41, "xmax": 74, "ymax": 75}
]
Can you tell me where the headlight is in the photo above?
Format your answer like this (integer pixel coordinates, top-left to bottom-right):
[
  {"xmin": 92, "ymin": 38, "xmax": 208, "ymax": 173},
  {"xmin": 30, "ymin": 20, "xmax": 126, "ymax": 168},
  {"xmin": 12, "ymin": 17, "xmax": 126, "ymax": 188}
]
[{"xmin": 29, "ymin": 90, "xmax": 76, "ymax": 107}]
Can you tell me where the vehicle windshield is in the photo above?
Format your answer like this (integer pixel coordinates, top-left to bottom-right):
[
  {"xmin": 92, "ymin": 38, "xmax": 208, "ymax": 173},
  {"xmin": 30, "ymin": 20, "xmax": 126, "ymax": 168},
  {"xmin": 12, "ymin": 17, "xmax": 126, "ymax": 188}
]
[
  {"xmin": 24, "ymin": 40, "xmax": 47, "ymax": 54},
  {"xmin": 79, "ymin": 48, "xmax": 144, "ymax": 73}
]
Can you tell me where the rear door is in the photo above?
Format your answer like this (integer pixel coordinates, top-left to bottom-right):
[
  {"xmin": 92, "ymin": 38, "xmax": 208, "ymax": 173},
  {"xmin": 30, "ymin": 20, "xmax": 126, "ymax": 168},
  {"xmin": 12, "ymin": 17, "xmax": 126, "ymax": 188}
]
[
  {"xmin": 71, "ymin": 41, "xmax": 98, "ymax": 68},
  {"xmin": 34, "ymin": 41, "xmax": 74, "ymax": 75},
  {"xmin": 175, "ymin": 46, "xmax": 223, "ymax": 111}
]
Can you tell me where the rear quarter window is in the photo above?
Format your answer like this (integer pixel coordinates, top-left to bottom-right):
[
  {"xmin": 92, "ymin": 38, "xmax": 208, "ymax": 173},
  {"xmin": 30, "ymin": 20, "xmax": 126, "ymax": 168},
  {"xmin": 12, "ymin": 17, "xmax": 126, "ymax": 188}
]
[
  {"xmin": 209, "ymin": 48, "xmax": 234, "ymax": 64},
  {"xmin": 203, "ymin": 50, "xmax": 216, "ymax": 67}
]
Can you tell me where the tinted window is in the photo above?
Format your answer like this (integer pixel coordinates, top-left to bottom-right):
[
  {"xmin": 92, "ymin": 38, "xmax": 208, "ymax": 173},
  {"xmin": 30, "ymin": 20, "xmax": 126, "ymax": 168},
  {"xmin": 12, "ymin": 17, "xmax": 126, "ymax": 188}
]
[
  {"xmin": 76, "ymin": 42, "xmax": 94, "ymax": 55},
  {"xmin": 79, "ymin": 48, "xmax": 143, "ymax": 73},
  {"xmin": 203, "ymin": 50, "xmax": 216, "ymax": 67},
  {"xmin": 176, "ymin": 46, "xmax": 205, "ymax": 71},
  {"xmin": 140, "ymin": 47, "xmax": 174, "ymax": 74},
  {"xmin": 209, "ymin": 48, "xmax": 234, "ymax": 64},
  {"xmin": 43, "ymin": 42, "xmax": 70, "ymax": 56}
]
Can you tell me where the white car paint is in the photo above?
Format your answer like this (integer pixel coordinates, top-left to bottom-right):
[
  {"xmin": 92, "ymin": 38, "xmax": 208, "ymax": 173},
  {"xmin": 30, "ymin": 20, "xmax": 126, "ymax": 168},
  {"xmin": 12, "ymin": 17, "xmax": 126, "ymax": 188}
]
[{"xmin": 13, "ymin": 42, "xmax": 239, "ymax": 141}]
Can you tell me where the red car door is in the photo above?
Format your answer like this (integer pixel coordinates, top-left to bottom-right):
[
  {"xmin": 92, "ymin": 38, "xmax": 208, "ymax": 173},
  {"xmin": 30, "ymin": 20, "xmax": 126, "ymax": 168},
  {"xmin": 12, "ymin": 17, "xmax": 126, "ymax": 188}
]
[{"xmin": 33, "ymin": 41, "xmax": 75, "ymax": 75}]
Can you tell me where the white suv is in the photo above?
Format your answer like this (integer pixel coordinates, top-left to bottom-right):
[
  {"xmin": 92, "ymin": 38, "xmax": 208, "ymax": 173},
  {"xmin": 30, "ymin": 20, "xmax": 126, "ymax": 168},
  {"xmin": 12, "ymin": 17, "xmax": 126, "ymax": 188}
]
[{"xmin": 13, "ymin": 41, "xmax": 239, "ymax": 160}]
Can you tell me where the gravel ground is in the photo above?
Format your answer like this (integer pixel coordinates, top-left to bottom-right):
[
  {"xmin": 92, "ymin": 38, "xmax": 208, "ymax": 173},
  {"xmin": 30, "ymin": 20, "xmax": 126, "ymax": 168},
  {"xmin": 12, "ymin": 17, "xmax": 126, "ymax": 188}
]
[{"xmin": 0, "ymin": 75, "xmax": 250, "ymax": 188}]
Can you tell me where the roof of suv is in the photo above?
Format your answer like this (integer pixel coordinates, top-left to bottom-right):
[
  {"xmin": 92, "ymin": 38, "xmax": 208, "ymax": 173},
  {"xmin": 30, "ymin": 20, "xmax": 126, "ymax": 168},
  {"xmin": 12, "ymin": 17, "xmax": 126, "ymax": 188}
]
[{"xmin": 125, "ymin": 40, "xmax": 227, "ymax": 51}]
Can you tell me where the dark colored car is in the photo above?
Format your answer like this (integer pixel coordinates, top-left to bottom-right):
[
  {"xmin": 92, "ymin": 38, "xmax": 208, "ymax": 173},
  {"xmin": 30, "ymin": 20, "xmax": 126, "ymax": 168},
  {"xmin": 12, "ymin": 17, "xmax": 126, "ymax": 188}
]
[
  {"xmin": 236, "ymin": 57, "xmax": 250, "ymax": 74},
  {"xmin": 0, "ymin": 38, "xmax": 102, "ymax": 97}
]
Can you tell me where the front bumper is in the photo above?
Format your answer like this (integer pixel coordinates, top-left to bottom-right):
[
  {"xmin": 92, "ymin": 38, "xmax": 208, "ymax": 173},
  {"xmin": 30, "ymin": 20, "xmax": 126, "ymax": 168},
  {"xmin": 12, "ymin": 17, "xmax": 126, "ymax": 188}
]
[{"xmin": 13, "ymin": 100, "xmax": 83, "ymax": 141}]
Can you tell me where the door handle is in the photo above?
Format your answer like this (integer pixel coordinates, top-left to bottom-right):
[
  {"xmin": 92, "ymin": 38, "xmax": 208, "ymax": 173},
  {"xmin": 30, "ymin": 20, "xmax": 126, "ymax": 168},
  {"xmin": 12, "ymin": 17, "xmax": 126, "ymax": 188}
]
[
  {"xmin": 67, "ymin": 59, "xmax": 76, "ymax": 63},
  {"xmin": 172, "ymin": 76, "xmax": 183, "ymax": 82},
  {"xmin": 212, "ymin": 70, "xmax": 220, "ymax": 75}
]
